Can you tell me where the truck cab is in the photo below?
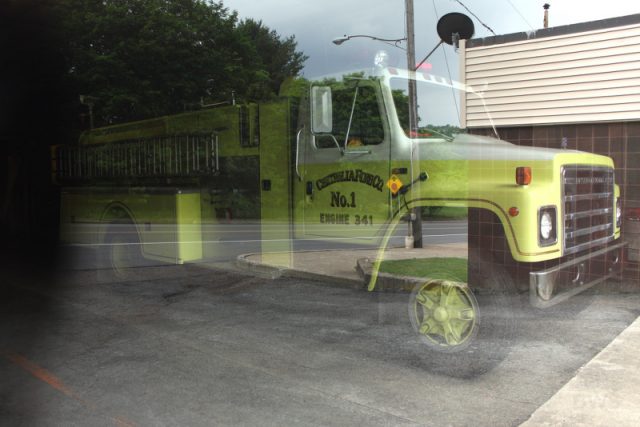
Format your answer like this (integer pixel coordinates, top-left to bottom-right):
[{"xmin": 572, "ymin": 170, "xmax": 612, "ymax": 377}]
[{"xmin": 301, "ymin": 66, "xmax": 624, "ymax": 306}]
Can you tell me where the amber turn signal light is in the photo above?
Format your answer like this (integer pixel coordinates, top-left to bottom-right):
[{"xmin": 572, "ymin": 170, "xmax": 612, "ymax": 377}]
[{"xmin": 516, "ymin": 167, "xmax": 532, "ymax": 185}]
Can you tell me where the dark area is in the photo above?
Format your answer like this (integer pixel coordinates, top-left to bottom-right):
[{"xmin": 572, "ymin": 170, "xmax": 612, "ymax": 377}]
[{"xmin": 0, "ymin": 1, "xmax": 75, "ymax": 271}]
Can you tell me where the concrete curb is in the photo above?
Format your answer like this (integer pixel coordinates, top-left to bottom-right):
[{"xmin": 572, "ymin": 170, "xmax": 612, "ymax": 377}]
[
  {"xmin": 235, "ymin": 253, "xmax": 287, "ymax": 280},
  {"xmin": 235, "ymin": 251, "xmax": 428, "ymax": 292},
  {"xmin": 356, "ymin": 257, "xmax": 426, "ymax": 292},
  {"xmin": 236, "ymin": 252, "xmax": 365, "ymax": 289}
]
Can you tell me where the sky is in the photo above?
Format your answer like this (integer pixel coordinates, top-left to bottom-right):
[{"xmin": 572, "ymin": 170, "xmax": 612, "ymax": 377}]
[{"xmin": 221, "ymin": 0, "xmax": 640, "ymax": 79}]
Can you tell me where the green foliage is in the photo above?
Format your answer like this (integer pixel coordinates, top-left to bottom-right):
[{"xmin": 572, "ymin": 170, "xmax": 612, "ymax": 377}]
[
  {"xmin": 422, "ymin": 206, "xmax": 444, "ymax": 217},
  {"xmin": 313, "ymin": 75, "xmax": 389, "ymax": 147},
  {"xmin": 419, "ymin": 124, "xmax": 465, "ymax": 138},
  {"xmin": 391, "ymin": 89, "xmax": 410, "ymax": 128},
  {"xmin": 278, "ymin": 77, "xmax": 310, "ymax": 98},
  {"xmin": 51, "ymin": 0, "xmax": 307, "ymax": 127},
  {"xmin": 236, "ymin": 19, "xmax": 308, "ymax": 99},
  {"xmin": 421, "ymin": 206, "xmax": 468, "ymax": 220},
  {"xmin": 305, "ymin": 73, "xmax": 413, "ymax": 147}
]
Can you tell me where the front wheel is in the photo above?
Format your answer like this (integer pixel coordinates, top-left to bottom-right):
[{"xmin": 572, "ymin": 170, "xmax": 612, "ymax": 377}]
[{"xmin": 408, "ymin": 258, "xmax": 519, "ymax": 377}]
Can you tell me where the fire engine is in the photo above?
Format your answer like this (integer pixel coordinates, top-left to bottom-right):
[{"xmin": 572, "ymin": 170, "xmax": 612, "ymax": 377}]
[{"xmin": 52, "ymin": 15, "xmax": 625, "ymax": 373}]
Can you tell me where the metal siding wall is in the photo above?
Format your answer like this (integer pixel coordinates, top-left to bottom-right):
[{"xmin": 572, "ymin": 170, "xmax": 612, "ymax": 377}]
[{"xmin": 463, "ymin": 24, "xmax": 640, "ymax": 128}]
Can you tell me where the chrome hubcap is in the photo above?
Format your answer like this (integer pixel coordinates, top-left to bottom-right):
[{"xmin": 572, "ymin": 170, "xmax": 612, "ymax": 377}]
[{"xmin": 413, "ymin": 280, "xmax": 478, "ymax": 348}]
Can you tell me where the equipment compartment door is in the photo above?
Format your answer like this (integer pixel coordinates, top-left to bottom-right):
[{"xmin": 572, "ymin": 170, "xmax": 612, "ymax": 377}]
[{"xmin": 259, "ymin": 100, "xmax": 294, "ymax": 266}]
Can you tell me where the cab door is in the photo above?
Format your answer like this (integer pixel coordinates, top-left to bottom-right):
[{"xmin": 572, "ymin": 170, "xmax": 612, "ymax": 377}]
[{"xmin": 296, "ymin": 79, "xmax": 392, "ymax": 240}]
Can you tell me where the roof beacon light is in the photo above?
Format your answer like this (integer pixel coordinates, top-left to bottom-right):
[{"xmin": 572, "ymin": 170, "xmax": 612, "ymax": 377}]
[{"xmin": 516, "ymin": 167, "xmax": 532, "ymax": 185}]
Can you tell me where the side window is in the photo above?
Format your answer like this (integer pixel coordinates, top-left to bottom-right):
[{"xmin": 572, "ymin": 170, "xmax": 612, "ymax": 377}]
[{"xmin": 315, "ymin": 84, "xmax": 384, "ymax": 149}]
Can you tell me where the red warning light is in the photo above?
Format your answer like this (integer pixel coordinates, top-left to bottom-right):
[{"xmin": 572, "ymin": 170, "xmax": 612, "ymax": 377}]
[{"xmin": 516, "ymin": 167, "xmax": 532, "ymax": 185}]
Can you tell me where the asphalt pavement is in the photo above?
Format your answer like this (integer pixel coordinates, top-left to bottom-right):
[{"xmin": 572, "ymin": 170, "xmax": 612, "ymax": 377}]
[
  {"xmin": 237, "ymin": 243, "xmax": 640, "ymax": 427},
  {"xmin": 2, "ymin": 245, "xmax": 639, "ymax": 426}
]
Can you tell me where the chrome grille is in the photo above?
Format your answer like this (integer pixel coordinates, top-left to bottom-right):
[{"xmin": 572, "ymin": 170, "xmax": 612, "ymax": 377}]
[{"xmin": 562, "ymin": 165, "xmax": 615, "ymax": 255}]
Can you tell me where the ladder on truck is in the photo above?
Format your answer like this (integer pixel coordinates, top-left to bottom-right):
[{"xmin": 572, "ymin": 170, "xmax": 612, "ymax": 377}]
[{"xmin": 53, "ymin": 133, "xmax": 219, "ymax": 182}]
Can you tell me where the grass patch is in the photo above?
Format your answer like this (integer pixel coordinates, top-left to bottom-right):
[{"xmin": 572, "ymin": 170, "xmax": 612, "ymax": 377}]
[
  {"xmin": 422, "ymin": 206, "xmax": 468, "ymax": 220},
  {"xmin": 378, "ymin": 257, "xmax": 467, "ymax": 282}
]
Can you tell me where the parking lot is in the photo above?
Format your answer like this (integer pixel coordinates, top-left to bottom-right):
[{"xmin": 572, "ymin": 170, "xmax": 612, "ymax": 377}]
[{"xmin": 3, "ymin": 261, "xmax": 639, "ymax": 426}]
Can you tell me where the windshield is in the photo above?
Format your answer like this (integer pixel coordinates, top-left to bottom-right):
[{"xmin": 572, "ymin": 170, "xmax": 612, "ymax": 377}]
[{"xmin": 390, "ymin": 74, "xmax": 490, "ymax": 140}]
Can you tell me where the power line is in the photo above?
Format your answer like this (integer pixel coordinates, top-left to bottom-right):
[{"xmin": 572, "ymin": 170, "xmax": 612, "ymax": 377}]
[
  {"xmin": 451, "ymin": 0, "xmax": 496, "ymax": 35},
  {"xmin": 432, "ymin": 0, "xmax": 460, "ymax": 123},
  {"xmin": 504, "ymin": 0, "xmax": 535, "ymax": 31}
]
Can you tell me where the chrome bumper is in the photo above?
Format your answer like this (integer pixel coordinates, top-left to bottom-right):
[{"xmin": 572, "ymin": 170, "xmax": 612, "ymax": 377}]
[{"xmin": 529, "ymin": 241, "xmax": 626, "ymax": 309}]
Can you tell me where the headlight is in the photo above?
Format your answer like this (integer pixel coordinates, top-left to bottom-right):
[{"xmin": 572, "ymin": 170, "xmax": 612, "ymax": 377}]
[
  {"xmin": 541, "ymin": 212, "xmax": 553, "ymax": 239},
  {"xmin": 539, "ymin": 206, "xmax": 557, "ymax": 246},
  {"xmin": 616, "ymin": 198, "xmax": 622, "ymax": 228}
]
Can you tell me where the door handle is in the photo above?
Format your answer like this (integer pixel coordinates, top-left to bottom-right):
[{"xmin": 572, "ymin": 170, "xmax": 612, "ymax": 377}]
[{"xmin": 344, "ymin": 149, "xmax": 371, "ymax": 155}]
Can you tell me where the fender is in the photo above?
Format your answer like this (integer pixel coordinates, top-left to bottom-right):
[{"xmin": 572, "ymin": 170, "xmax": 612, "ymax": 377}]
[{"xmin": 100, "ymin": 201, "xmax": 138, "ymax": 243}]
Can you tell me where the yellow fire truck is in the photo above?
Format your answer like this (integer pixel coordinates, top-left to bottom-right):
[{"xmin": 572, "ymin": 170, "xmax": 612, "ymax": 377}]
[{"xmin": 52, "ymin": 22, "xmax": 625, "ymax": 373}]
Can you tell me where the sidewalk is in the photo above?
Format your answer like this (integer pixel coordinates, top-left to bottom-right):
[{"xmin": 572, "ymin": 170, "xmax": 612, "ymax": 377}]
[
  {"xmin": 521, "ymin": 315, "xmax": 640, "ymax": 426},
  {"xmin": 237, "ymin": 242, "xmax": 468, "ymax": 288},
  {"xmin": 237, "ymin": 243, "xmax": 640, "ymax": 427}
]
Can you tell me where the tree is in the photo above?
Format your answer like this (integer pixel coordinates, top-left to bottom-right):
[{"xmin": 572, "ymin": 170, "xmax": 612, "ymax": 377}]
[
  {"xmin": 51, "ymin": 0, "xmax": 307, "ymax": 126},
  {"xmin": 235, "ymin": 19, "xmax": 308, "ymax": 99},
  {"xmin": 320, "ymin": 74, "xmax": 411, "ymax": 136}
]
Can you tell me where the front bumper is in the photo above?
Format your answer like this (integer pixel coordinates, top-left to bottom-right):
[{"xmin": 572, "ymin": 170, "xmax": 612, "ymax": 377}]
[{"xmin": 529, "ymin": 241, "xmax": 626, "ymax": 309}]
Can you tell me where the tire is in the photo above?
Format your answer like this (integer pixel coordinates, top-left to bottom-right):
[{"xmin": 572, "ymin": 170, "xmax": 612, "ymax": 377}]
[
  {"xmin": 97, "ymin": 222, "xmax": 145, "ymax": 283},
  {"xmin": 407, "ymin": 256, "xmax": 519, "ymax": 378}
]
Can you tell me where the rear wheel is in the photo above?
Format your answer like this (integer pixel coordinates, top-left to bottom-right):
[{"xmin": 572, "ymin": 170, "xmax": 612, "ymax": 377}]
[{"xmin": 98, "ymin": 222, "xmax": 144, "ymax": 282}]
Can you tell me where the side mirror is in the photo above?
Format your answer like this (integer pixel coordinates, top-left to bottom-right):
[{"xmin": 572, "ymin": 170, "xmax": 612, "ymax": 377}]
[{"xmin": 311, "ymin": 86, "xmax": 332, "ymax": 134}]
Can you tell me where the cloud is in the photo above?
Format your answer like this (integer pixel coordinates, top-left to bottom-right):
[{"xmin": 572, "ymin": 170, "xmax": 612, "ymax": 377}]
[{"xmin": 222, "ymin": 0, "xmax": 640, "ymax": 77}]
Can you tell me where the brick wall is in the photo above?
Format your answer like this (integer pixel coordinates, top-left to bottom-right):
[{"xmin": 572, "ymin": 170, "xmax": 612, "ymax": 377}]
[{"xmin": 470, "ymin": 122, "xmax": 640, "ymax": 282}]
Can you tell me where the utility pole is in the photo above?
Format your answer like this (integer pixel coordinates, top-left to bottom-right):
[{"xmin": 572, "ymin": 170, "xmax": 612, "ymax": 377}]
[
  {"xmin": 405, "ymin": 0, "xmax": 423, "ymax": 248},
  {"xmin": 79, "ymin": 95, "xmax": 97, "ymax": 130}
]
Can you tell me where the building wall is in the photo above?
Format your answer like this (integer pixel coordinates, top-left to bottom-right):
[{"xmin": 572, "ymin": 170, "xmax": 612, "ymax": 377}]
[
  {"xmin": 462, "ymin": 15, "xmax": 640, "ymax": 281},
  {"xmin": 460, "ymin": 17, "xmax": 640, "ymax": 128},
  {"xmin": 469, "ymin": 122, "xmax": 640, "ymax": 280}
]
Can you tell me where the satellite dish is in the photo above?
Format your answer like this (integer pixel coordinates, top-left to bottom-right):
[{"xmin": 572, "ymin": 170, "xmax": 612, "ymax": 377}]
[
  {"xmin": 437, "ymin": 12, "xmax": 475, "ymax": 45},
  {"xmin": 415, "ymin": 12, "xmax": 476, "ymax": 70}
]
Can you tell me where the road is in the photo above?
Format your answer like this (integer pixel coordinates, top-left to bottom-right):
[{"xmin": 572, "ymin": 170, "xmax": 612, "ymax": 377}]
[
  {"xmin": 61, "ymin": 219, "xmax": 467, "ymax": 268},
  {"xmin": 220, "ymin": 219, "xmax": 467, "ymax": 259},
  {"xmin": 2, "ymin": 262, "xmax": 639, "ymax": 426}
]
